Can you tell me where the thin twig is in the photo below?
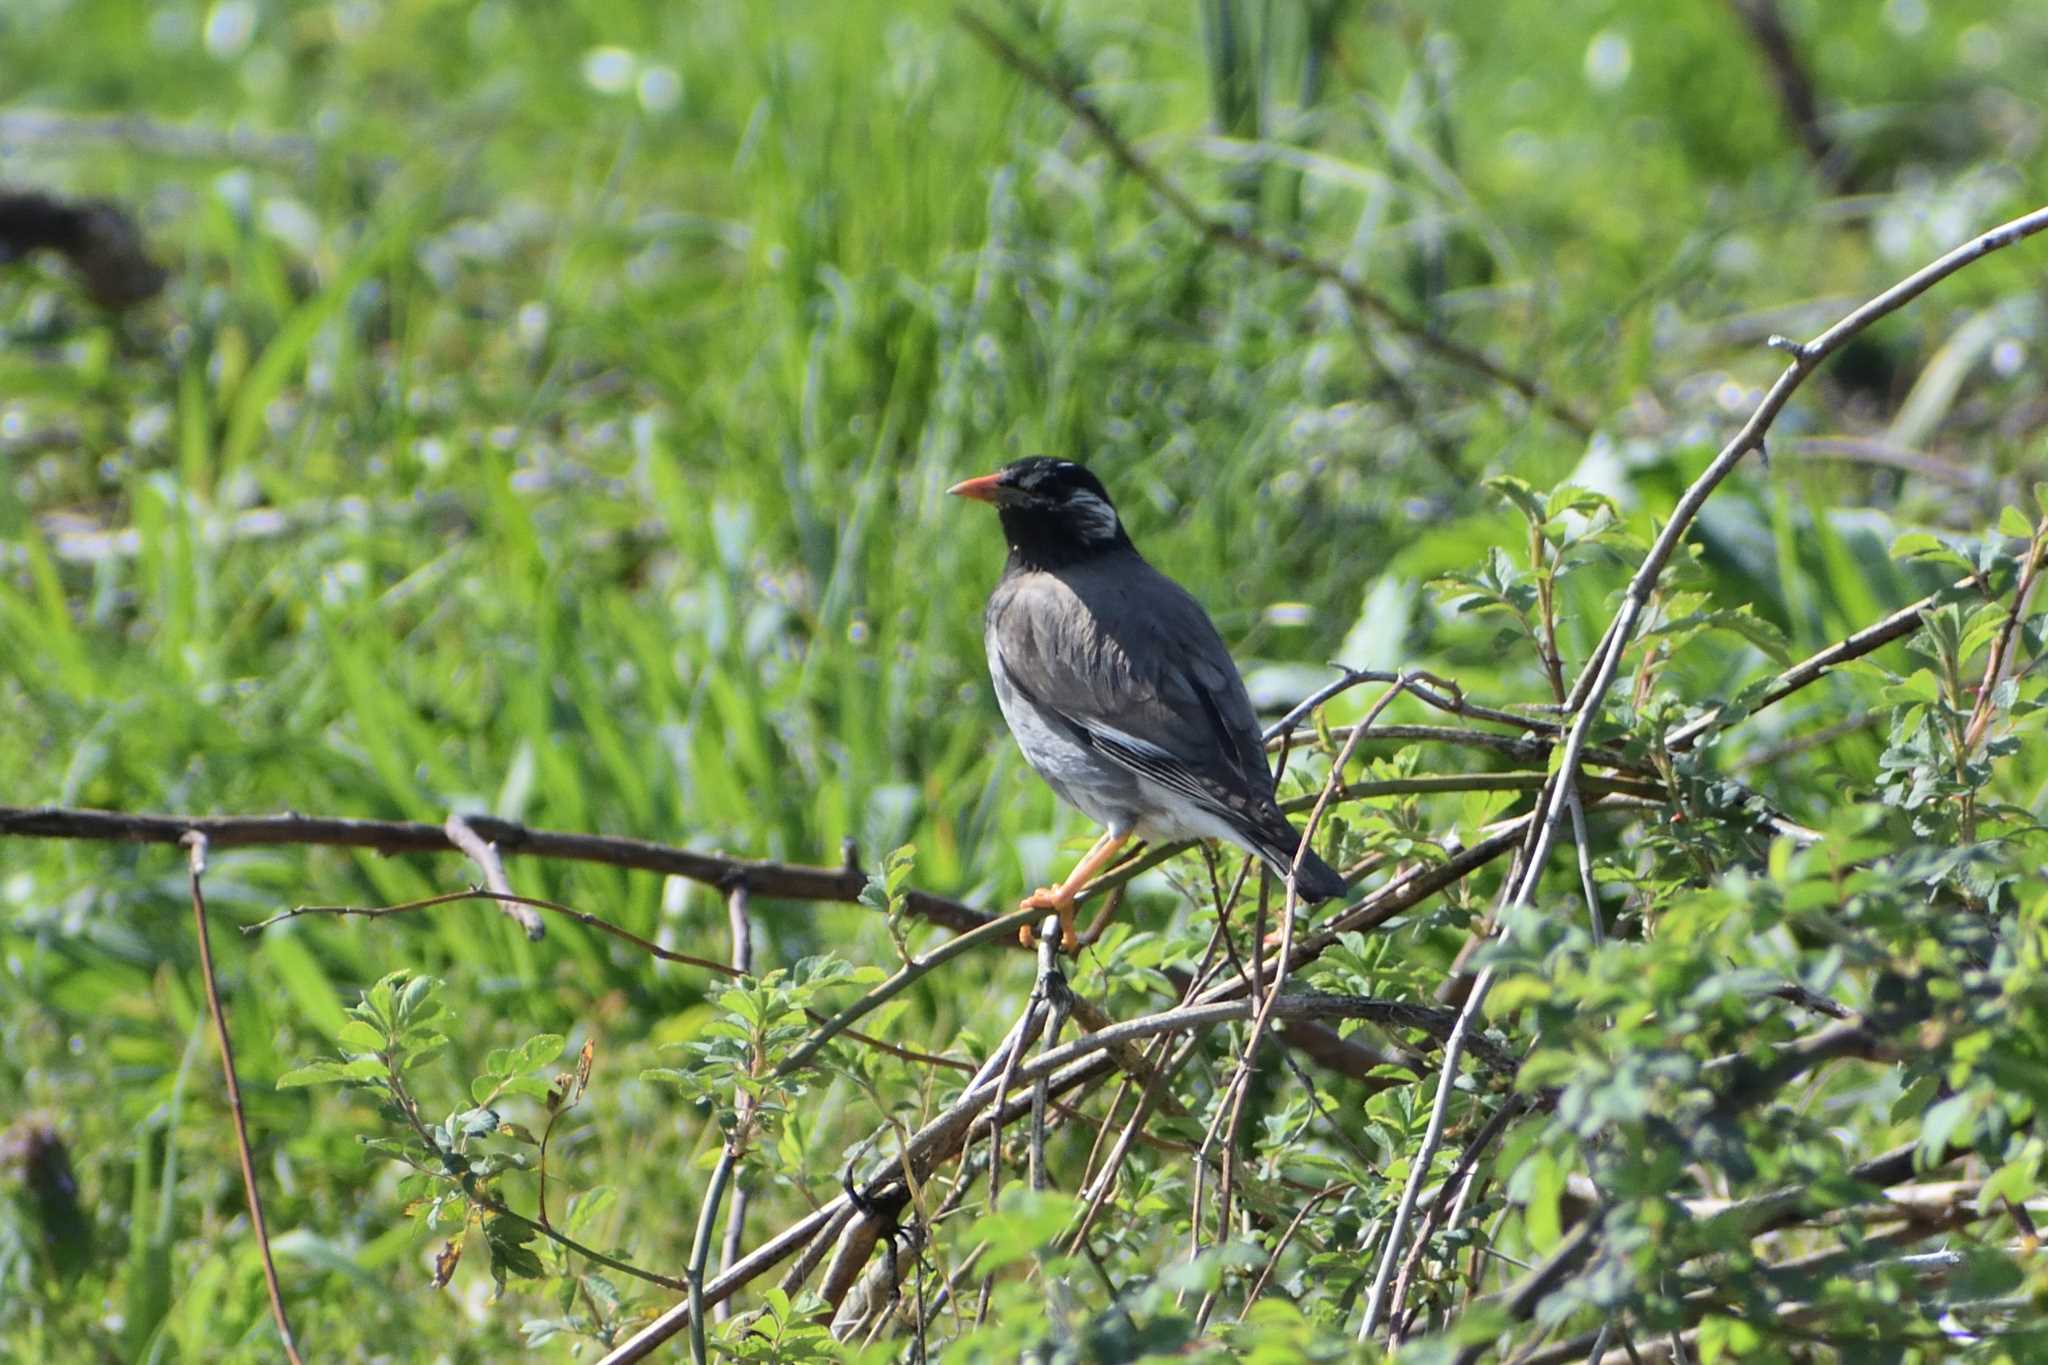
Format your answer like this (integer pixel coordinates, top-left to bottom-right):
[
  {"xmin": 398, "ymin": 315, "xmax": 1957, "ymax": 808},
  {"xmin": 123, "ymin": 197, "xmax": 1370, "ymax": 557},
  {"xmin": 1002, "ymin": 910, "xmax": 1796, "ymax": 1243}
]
[
  {"xmin": 1575, "ymin": 201, "xmax": 2048, "ymax": 725},
  {"xmin": 714, "ymin": 884, "xmax": 756, "ymax": 1326},
  {"xmin": 1962, "ymin": 516, "xmax": 2048, "ymax": 754},
  {"xmin": 1386, "ymin": 1094, "xmax": 1534, "ymax": 1342},
  {"xmin": 1357, "ymin": 956, "xmax": 1502, "ymax": 1340},
  {"xmin": 954, "ymin": 8, "xmax": 1593, "ymax": 435},
  {"xmin": 774, "ymin": 907, "xmax": 1042, "ymax": 1079},
  {"xmin": 1665, "ymin": 572, "xmax": 1989, "ymax": 752},
  {"xmin": 181, "ymin": 833, "xmax": 306, "ymax": 1365},
  {"xmin": 1030, "ymin": 918, "xmax": 1072, "ymax": 1197},
  {"xmin": 445, "ymin": 811, "xmax": 545, "ymax": 938},
  {"xmin": 1204, "ymin": 675, "xmax": 1407, "ymax": 1275},
  {"xmin": 262, "ymin": 888, "xmax": 975, "ymax": 1073},
  {"xmin": 0, "ymin": 804, "xmax": 1000, "ymax": 934},
  {"xmin": 1420, "ymin": 206, "xmax": 2048, "ymax": 1345}
]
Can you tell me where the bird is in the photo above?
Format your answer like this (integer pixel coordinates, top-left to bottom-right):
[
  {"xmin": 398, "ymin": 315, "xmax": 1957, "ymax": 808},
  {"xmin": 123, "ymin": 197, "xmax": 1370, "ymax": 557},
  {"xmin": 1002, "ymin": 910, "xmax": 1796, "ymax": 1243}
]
[{"xmin": 950, "ymin": 456, "xmax": 1349, "ymax": 950}]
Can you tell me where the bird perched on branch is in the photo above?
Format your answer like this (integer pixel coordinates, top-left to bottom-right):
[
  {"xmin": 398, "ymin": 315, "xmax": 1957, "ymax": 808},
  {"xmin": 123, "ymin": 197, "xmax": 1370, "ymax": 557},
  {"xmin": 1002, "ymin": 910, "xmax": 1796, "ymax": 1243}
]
[{"xmin": 950, "ymin": 457, "xmax": 1348, "ymax": 950}]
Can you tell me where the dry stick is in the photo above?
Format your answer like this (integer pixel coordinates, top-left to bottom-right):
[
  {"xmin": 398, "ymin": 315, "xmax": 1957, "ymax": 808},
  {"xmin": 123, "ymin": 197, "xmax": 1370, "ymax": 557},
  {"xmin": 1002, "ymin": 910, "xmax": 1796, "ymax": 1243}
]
[
  {"xmin": 1783, "ymin": 434, "xmax": 1988, "ymax": 488},
  {"xmin": 181, "ymin": 833, "xmax": 305, "ymax": 1365},
  {"xmin": 1276, "ymin": 722, "xmax": 1647, "ymax": 775},
  {"xmin": 1030, "ymin": 918, "xmax": 1073, "ymax": 1198},
  {"xmin": 1186, "ymin": 858, "xmax": 1289, "ymax": 1282},
  {"xmin": 1385, "ymin": 1095, "xmax": 1536, "ymax": 1343},
  {"xmin": 1072, "ymin": 767, "xmax": 1605, "ymax": 910},
  {"xmin": 984, "ymin": 955, "xmax": 1056, "ymax": 1230},
  {"xmin": 1242, "ymin": 1182, "xmax": 1347, "ymax": 1307},
  {"xmin": 1730, "ymin": 710, "xmax": 1877, "ymax": 770},
  {"xmin": 598, "ymin": 1051, "xmax": 1126, "ymax": 1364},
  {"xmin": 953, "ymin": 9, "xmax": 1593, "ymax": 436},
  {"xmin": 1962, "ymin": 516, "xmax": 2048, "ymax": 754},
  {"xmin": 0, "ymin": 109, "xmax": 318, "ymax": 169},
  {"xmin": 1381, "ymin": 202, "xmax": 2048, "ymax": 1348},
  {"xmin": 256, "ymin": 888, "xmax": 732, "ymax": 971},
  {"xmin": 1286, "ymin": 771, "xmax": 1662, "ymax": 808},
  {"xmin": 445, "ymin": 811, "xmax": 544, "ymax": 937},
  {"xmin": 0, "ymin": 804, "xmax": 999, "ymax": 935},
  {"xmin": 1267, "ymin": 670, "xmax": 1566, "ymax": 744},
  {"xmin": 777, "ymin": 1204, "xmax": 855, "ymax": 1301},
  {"xmin": 713, "ymin": 884, "xmax": 755, "ymax": 1327},
  {"xmin": 1067, "ymin": 886, "xmax": 1248, "ymax": 1255},
  {"xmin": 1261, "ymin": 667, "xmax": 1390, "ymax": 745},
  {"xmin": 603, "ymin": 991, "xmax": 1445, "ymax": 1363},
  {"xmin": 941, "ymin": 992, "xmax": 1068, "ymax": 1326},
  {"xmin": 1202, "ymin": 676, "xmax": 1409, "ymax": 1292},
  {"xmin": 1565, "ymin": 789, "xmax": 1604, "ymax": 947},
  {"xmin": 773, "ymin": 906, "xmax": 1041, "ymax": 1080},
  {"xmin": 1573, "ymin": 201, "xmax": 2048, "ymax": 721},
  {"xmin": 1277, "ymin": 819, "xmax": 1532, "ymax": 969},
  {"xmin": 1357, "ymin": 926, "xmax": 1512, "ymax": 1340}
]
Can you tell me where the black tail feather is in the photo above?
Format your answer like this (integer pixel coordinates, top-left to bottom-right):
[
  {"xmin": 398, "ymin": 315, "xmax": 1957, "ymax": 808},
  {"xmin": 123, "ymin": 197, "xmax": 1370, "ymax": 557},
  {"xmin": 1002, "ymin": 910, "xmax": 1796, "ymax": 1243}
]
[{"xmin": 1247, "ymin": 823, "xmax": 1349, "ymax": 902}]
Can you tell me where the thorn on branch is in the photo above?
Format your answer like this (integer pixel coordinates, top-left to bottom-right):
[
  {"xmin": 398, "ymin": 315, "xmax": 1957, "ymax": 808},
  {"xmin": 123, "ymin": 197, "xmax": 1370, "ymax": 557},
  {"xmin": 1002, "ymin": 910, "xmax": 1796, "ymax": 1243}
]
[{"xmin": 1764, "ymin": 332, "xmax": 1810, "ymax": 360}]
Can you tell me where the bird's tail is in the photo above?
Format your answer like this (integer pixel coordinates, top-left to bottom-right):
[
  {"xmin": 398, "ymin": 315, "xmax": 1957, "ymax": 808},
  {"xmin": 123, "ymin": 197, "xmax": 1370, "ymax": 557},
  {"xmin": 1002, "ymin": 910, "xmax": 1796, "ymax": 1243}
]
[{"xmin": 1247, "ymin": 818, "xmax": 1349, "ymax": 903}]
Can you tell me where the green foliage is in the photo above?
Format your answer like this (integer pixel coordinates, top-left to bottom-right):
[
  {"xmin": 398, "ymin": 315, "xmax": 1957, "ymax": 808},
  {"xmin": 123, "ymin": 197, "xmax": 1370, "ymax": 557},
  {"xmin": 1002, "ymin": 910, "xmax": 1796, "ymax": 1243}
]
[{"xmin": 4, "ymin": 0, "xmax": 2048, "ymax": 1360}]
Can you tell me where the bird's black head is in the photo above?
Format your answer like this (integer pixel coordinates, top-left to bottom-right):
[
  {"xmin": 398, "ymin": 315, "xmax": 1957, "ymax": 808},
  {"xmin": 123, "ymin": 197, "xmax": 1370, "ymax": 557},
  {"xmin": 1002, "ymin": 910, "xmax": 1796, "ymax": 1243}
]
[{"xmin": 948, "ymin": 457, "xmax": 1132, "ymax": 569}]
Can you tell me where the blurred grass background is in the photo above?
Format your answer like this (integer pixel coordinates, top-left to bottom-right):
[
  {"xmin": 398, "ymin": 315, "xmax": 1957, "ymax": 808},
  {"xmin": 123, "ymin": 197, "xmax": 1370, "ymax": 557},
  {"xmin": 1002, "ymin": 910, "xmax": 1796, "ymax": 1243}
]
[{"xmin": 3, "ymin": 0, "xmax": 2045, "ymax": 1357}]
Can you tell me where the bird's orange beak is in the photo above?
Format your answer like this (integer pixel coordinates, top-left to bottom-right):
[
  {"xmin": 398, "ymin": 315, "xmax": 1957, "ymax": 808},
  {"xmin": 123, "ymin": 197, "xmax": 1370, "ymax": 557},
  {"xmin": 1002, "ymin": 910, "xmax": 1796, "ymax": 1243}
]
[{"xmin": 947, "ymin": 472, "xmax": 1004, "ymax": 503}]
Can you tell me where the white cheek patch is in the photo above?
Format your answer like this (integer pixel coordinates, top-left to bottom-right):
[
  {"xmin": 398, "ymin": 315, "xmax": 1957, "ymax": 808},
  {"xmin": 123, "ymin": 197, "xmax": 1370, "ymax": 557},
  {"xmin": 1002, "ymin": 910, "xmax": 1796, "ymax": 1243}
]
[{"xmin": 1066, "ymin": 490, "xmax": 1122, "ymax": 543}]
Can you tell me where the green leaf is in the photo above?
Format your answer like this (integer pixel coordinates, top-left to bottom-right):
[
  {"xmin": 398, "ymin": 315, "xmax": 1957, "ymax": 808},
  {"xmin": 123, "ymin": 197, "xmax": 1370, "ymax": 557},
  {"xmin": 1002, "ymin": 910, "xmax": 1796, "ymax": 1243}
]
[
  {"xmin": 1919, "ymin": 1093, "xmax": 1975, "ymax": 1164},
  {"xmin": 1979, "ymin": 1156, "xmax": 2038, "ymax": 1210},
  {"xmin": 1889, "ymin": 531, "xmax": 1971, "ymax": 571},
  {"xmin": 398, "ymin": 974, "xmax": 439, "ymax": 1019},
  {"xmin": 1486, "ymin": 474, "xmax": 1547, "ymax": 526},
  {"xmin": 276, "ymin": 1060, "xmax": 357, "ymax": 1089},
  {"xmin": 1697, "ymin": 1314, "xmax": 1760, "ymax": 1362},
  {"xmin": 484, "ymin": 1215, "xmax": 547, "ymax": 1289},
  {"xmin": 1546, "ymin": 483, "xmax": 1618, "ymax": 521},
  {"xmin": 512, "ymin": 1033, "xmax": 566, "ymax": 1073},
  {"xmin": 337, "ymin": 1020, "xmax": 387, "ymax": 1055},
  {"xmin": 1889, "ymin": 1073, "xmax": 1939, "ymax": 1125}
]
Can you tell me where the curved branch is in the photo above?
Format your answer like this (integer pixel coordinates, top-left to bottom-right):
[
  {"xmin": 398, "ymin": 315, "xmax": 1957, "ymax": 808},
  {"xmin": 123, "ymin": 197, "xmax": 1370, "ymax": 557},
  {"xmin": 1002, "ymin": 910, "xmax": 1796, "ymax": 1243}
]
[{"xmin": 0, "ymin": 804, "xmax": 996, "ymax": 933}]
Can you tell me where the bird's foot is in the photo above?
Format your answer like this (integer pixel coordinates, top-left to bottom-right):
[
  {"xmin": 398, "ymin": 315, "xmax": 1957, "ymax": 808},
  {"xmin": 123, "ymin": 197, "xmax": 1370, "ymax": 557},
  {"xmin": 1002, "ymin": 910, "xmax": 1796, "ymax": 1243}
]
[{"xmin": 1017, "ymin": 887, "xmax": 1080, "ymax": 951}]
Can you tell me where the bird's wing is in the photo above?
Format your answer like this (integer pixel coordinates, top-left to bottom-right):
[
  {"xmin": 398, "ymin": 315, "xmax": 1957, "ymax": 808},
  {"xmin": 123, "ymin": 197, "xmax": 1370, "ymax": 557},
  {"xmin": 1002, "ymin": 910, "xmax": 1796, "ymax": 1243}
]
[{"xmin": 988, "ymin": 557, "xmax": 1278, "ymax": 827}]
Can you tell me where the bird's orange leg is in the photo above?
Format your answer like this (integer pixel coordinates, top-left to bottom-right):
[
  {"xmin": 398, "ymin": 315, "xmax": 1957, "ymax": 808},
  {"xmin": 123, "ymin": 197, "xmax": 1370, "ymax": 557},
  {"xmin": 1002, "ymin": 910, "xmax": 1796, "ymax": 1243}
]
[{"xmin": 1019, "ymin": 831, "xmax": 1131, "ymax": 951}]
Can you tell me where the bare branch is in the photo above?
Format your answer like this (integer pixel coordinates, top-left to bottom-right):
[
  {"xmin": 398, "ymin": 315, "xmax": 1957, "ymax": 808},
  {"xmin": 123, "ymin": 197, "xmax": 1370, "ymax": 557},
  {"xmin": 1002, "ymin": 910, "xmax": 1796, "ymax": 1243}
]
[
  {"xmin": 0, "ymin": 803, "xmax": 998, "ymax": 933},
  {"xmin": 953, "ymin": 8, "xmax": 1593, "ymax": 435},
  {"xmin": 182, "ymin": 833, "xmax": 305, "ymax": 1365},
  {"xmin": 445, "ymin": 812, "xmax": 545, "ymax": 939}
]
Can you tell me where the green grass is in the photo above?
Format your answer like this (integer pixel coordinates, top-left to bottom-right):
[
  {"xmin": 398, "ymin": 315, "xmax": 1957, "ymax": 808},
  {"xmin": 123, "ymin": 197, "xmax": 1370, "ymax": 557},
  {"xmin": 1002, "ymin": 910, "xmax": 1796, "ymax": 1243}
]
[{"xmin": 4, "ymin": 0, "xmax": 2047, "ymax": 1358}]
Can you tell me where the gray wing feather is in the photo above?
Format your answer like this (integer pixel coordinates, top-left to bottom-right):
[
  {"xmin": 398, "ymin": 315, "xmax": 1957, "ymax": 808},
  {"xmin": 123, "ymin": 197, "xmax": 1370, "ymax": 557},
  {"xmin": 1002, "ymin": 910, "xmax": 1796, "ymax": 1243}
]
[{"xmin": 988, "ymin": 557, "xmax": 1277, "ymax": 825}]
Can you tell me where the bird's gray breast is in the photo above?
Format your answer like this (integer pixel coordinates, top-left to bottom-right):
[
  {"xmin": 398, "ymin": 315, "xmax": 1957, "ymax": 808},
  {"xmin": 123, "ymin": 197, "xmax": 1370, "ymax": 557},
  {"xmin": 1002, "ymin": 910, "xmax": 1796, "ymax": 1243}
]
[{"xmin": 986, "ymin": 628, "xmax": 1143, "ymax": 834}]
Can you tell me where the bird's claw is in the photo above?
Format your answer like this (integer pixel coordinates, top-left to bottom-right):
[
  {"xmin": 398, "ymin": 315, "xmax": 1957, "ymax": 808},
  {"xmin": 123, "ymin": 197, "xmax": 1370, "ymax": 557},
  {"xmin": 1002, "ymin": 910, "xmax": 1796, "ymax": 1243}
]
[{"xmin": 1017, "ymin": 888, "xmax": 1080, "ymax": 951}]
